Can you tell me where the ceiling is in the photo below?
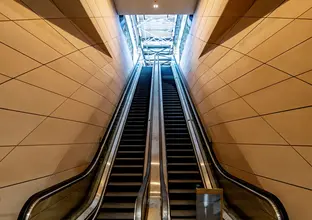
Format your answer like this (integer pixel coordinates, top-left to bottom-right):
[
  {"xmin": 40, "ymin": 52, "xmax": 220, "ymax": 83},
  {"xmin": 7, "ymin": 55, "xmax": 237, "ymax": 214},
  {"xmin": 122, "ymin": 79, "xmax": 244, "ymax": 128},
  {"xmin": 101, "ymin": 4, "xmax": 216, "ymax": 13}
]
[{"xmin": 114, "ymin": 0, "xmax": 198, "ymax": 15}]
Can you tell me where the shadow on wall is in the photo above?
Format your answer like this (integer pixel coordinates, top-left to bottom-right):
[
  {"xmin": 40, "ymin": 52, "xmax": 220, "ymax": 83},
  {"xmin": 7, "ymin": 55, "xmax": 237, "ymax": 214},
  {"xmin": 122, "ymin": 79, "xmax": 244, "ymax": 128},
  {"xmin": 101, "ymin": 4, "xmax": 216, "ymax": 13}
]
[
  {"xmin": 200, "ymin": 113, "xmax": 260, "ymax": 183},
  {"xmin": 16, "ymin": 0, "xmax": 112, "ymax": 57},
  {"xmin": 200, "ymin": 0, "xmax": 288, "ymax": 57}
]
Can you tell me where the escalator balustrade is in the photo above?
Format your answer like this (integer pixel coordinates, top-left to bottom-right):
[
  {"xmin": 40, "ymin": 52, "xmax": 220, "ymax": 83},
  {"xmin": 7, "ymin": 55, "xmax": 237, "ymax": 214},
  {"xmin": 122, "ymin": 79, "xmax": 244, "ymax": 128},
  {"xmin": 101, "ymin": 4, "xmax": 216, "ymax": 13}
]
[
  {"xmin": 161, "ymin": 66, "xmax": 204, "ymax": 220},
  {"xmin": 97, "ymin": 67, "xmax": 152, "ymax": 220}
]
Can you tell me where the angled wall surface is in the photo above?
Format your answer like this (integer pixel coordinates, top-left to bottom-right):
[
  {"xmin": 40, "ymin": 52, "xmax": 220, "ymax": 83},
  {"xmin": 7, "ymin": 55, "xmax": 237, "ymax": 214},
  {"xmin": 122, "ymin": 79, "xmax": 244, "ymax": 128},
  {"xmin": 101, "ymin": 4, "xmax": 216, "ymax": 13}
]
[
  {"xmin": 180, "ymin": 0, "xmax": 312, "ymax": 219},
  {"xmin": 0, "ymin": 0, "xmax": 133, "ymax": 219}
]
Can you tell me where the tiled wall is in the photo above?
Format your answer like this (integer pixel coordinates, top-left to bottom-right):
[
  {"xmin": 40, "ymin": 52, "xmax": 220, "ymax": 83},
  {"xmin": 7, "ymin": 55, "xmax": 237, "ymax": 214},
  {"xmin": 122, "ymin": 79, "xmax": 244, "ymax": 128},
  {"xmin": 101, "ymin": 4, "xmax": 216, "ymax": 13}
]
[
  {"xmin": 180, "ymin": 0, "xmax": 312, "ymax": 219},
  {"xmin": 0, "ymin": 0, "xmax": 133, "ymax": 218}
]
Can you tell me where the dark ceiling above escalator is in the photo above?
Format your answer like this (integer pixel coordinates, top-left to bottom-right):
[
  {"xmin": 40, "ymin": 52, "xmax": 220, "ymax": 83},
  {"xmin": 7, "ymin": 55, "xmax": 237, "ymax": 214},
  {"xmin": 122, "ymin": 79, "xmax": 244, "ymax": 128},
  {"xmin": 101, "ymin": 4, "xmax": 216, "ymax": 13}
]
[{"xmin": 114, "ymin": 0, "xmax": 198, "ymax": 15}]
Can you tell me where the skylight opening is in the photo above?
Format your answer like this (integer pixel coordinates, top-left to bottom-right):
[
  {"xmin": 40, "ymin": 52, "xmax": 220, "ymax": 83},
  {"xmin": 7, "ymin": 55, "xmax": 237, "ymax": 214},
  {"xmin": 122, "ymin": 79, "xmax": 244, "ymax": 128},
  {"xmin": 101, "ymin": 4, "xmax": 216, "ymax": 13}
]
[{"xmin": 120, "ymin": 14, "xmax": 193, "ymax": 66}]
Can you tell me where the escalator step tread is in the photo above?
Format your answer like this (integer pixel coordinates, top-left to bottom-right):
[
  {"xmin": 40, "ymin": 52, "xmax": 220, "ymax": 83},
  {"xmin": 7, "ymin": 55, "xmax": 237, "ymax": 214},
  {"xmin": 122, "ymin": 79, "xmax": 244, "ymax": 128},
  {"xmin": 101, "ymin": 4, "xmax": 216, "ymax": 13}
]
[
  {"xmin": 115, "ymin": 158, "xmax": 144, "ymax": 160},
  {"xmin": 168, "ymin": 163, "xmax": 197, "ymax": 166},
  {"xmin": 109, "ymin": 182, "xmax": 141, "ymax": 186},
  {"xmin": 118, "ymin": 151, "xmax": 145, "ymax": 153},
  {"xmin": 171, "ymin": 217, "xmax": 196, "ymax": 220},
  {"xmin": 171, "ymin": 210, "xmax": 196, "ymax": 217},
  {"xmin": 119, "ymin": 145, "xmax": 145, "ymax": 147},
  {"xmin": 97, "ymin": 212, "xmax": 133, "ymax": 219},
  {"xmin": 106, "ymin": 192, "xmax": 137, "ymax": 197},
  {"xmin": 114, "ymin": 165, "xmax": 143, "ymax": 168},
  {"xmin": 170, "ymin": 200, "xmax": 196, "ymax": 205},
  {"xmin": 166, "ymin": 138, "xmax": 190, "ymax": 140},
  {"xmin": 102, "ymin": 203, "xmax": 135, "ymax": 209},
  {"xmin": 168, "ymin": 171, "xmax": 199, "ymax": 174},
  {"xmin": 169, "ymin": 189, "xmax": 196, "ymax": 193},
  {"xmin": 169, "ymin": 179, "xmax": 202, "ymax": 183},
  {"xmin": 111, "ymin": 173, "xmax": 142, "ymax": 176},
  {"xmin": 167, "ymin": 156, "xmax": 195, "ymax": 159}
]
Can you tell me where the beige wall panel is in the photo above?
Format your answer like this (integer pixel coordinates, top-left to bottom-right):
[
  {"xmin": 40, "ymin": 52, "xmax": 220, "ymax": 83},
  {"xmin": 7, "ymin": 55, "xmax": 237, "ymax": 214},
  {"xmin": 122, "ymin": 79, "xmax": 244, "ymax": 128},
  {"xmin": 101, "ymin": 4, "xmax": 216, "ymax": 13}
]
[
  {"xmin": 0, "ymin": 109, "xmax": 44, "ymax": 146},
  {"xmin": 220, "ymin": 18, "xmax": 263, "ymax": 48},
  {"xmin": 244, "ymin": 78, "xmax": 312, "ymax": 114},
  {"xmin": 0, "ymin": 165, "xmax": 87, "ymax": 220},
  {"xmin": 215, "ymin": 143, "xmax": 312, "ymax": 189},
  {"xmin": 294, "ymin": 146, "xmax": 312, "ymax": 166},
  {"xmin": 0, "ymin": 43, "xmax": 40, "ymax": 78},
  {"xmin": 181, "ymin": 0, "xmax": 312, "ymax": 218},
  {"xmin": 249, "ymin": 20, "xmax": 312, "ymax": 62},
  {"xmin": 20, "ymin": 118, "xmax": 104, "ymax": 145},
  {"xmin": 234, "ymin": 18, "xmax": 292, "ymax": 54},
  {"xmin": 16, "ymin": 19, "xmax": 76, "ymax": 55},
  {"xmin": 298, "ymin": 70, "xmax": 312, "ymax": 84},
  {"xmin": 269, "ymin": 38, "xmax": 312, "ymax": 76},
  {"xmin": 71, "ymin": 86, "xmax": 115, "ymax": 115},
  {"xmin": 67, "ymin": 51, "xmax": 99, "ymax": 75},
  {"xmin": 0, "ymin": 80, "xmax": 65, "ymax": 115},
  {"xmin": 205, "ymin": 98, "xmax": 258, "ymax": 125},
  {"xmin": 211, "ymin": 50, "xmax": 243, "ymax": 73},
  {"xmin": 0, "ymin": 74, "xmax": 10, "ymax": 84},
  {"xmin": 264, "ymin": 107, "xmax": 312, "ymax": 146},
  {"xmin": 210, "ymin": 117, "xmax": 287, "ymax": 144},
  {"xmin": 219, "ymin": 55, "xmax": 261, "ymax": 83},
  {"xmin": 268, "ymin": 0, "xmax": 312, "ymax": 18},
  {"xmin": 0, "ymin": 144, "xmax": 92, "ymax": 187},
  {"xmin": 223, "ymin": 165, "xmax": 312, "ymax": 220},
  {"xmin": 229, "ymin": 64, "xmax": 290, "ymax": 96},
  {"xmin": 0, "ymin": 21, "xmax": 61, "ymax": 63},
  {"xmin": 52, "ymin": 99, "xmax": 110, "ymax": 126},
  {"xmin": 0, "ymin": 0, "xmax": 133, "ymax": 216},
  {"xmin": 47, "ymin": 57, "xmax": 92, "ymax": 84},
  {"xmin": 0, "ymin": 0, "xmax": 40, "ymax": 20},
  {"xmin": 18, "ymin": 66, "xmax": 81, "ymax": 97}
]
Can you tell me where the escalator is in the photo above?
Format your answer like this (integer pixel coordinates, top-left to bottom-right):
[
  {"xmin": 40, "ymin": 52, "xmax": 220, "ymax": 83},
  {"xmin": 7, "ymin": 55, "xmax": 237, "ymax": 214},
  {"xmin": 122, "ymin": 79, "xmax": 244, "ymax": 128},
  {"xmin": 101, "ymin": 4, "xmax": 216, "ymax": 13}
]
[
  {"xmin": 97, "ymin": 67, "xmax": 152, "ymax": 219},
  {"xmin": 161, "ymin": 67, "xmax": 203, "ymax": 220},
  {"xmin": 18, "ymin": 61, "xmax": 288, "ymax": 220}
]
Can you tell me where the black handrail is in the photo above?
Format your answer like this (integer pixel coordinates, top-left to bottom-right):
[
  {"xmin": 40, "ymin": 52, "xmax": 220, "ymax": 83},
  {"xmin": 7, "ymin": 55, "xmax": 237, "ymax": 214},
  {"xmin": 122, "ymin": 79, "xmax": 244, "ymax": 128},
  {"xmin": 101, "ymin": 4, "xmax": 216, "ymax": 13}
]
[
  {"xmin": 172, "ymin": 59, "xmax": 289, "ymax": 220},
  {"xmin": 18, "ymin": 60, "xmax": 140, "ymax": 220}
]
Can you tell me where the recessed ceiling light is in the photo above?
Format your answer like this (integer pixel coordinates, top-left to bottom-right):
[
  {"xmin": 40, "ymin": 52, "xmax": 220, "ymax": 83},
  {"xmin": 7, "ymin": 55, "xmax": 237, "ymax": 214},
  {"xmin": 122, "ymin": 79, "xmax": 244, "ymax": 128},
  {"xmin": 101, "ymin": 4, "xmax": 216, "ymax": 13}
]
[{"xmin": 153, "ymin": 0, "xmax": 159, "ymax": 8}]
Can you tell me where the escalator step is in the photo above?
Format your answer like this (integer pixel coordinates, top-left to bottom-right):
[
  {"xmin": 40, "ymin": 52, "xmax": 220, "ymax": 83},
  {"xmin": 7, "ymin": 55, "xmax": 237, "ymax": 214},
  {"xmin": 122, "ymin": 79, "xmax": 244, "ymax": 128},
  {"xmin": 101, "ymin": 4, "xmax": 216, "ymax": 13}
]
[
  {"xmin": 105, "ymin": 192, "xmax": 137, "ymax": 197},
  {"xmin": 167, "ymin": 156, "xmax": 195, "ymax": 159},
  {"xmin": 97, "ymin": 212, "xmax": 133, "ymax": 220},
  {"xmin": 169, "ymin": 189, "xmax": 196, "ymax": 194},
  {"xmin": 171, "ymin": 210, "xmax": 196, "ymax": 217},
  {"xmin": 169, "ymin": 179, "xmax": 202, "ymax": 183},
  {"xmin": 168, "ymin": 163, "xmax": 197, "ymax": 166},
  {"xmin": 170, "ymin": 200, "xmax": 196, "ymax": 206},
  {"xmin": 102, "ymin": 203, "xmax": 135, "ymax": 209},
  {"xmin": 168, "ymin": 171, "xmax": 199, "ymax": 174},
  {"xmin": 108, "ymin": 182, "xmax": 141, "ymax": 186},
  {"xmin": 98, "ymin": 67, "xmax": 152, "ymax": 219},
  {"xmin": 118, "ymin": 151, "xmax": 145, "ymax": 154},
  {"xmin": 114, "ymin": 165, "xmax": 143, "ymax": 168},
  {"xmin": 115, "ymin": 158, "xmax": 144, "ymax": 161},
  {"xmin": 119, "ymin": 144, "xmax": 145, "ymax": 147},
  {"xmin": 111, "ymin": 173, "xmax": 142, "ymax": 176},
  {"xmin": 162, "ymin": 67, "xmax": 204, "ymax": 220}
]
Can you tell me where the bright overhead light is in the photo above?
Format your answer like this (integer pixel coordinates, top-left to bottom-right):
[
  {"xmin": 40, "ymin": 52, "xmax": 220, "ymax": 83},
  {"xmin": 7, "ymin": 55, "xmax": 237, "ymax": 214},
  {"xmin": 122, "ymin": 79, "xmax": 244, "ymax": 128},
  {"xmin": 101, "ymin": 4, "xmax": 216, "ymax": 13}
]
[{"xmin": 153, "ymin": 0, "xmax": 159, "ymax": 9}]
